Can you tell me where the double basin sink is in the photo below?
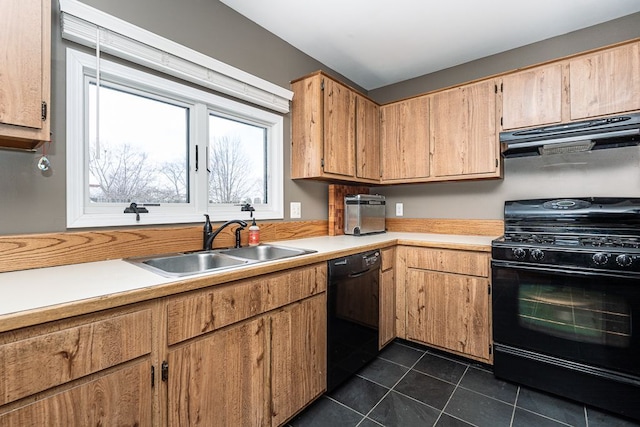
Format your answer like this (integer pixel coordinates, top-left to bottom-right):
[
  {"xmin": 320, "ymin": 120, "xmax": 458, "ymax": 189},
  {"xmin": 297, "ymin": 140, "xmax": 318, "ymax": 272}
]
[{"xmin": 126, "ymin": 244, "xmax": 317, "ymax": 278}]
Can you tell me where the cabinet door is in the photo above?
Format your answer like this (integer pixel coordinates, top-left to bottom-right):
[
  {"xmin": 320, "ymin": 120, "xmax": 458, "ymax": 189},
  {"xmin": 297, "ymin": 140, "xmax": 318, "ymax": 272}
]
[
  {"xmin": 323, "ymin": 78, "xmax": 356, "ymax": 177},
  {"xmin": 271, "ymin": 294, "xmax": 326, "ymax": 426},
  {"xmin": 167, "ymin": 317, "xmax": 267, "ymax": 427},
  {"xmin": 380, "ymin": 96, "xmax": 430, "ymax": 181},
  {"xmin": 569, "ymin": 42, "xmax": 640, "ymax": 120},
  {"xmin": 379, "ymin": 268, "xmax": 396, "ymax": 349},
  {"xmin": 0, "ymin": 0, "xmax": 51, "ymax": 147},
  {"xmin": 502, "ymin": 64, "xmax": 563, "ymax": 130},
  {"xmin": 430, "ymin": 80, "xmax": 498, "ymax": 178},
  {"xmin": 406, "ymin": 269, "xmax": 490, "ymax": 361},
  {"xmin": 356, "ymin": 95, "xmax": 380, "ymax": 181},
  {"xmin": 0, "ymin": 361, "xmax": 152, "ymax": 426}
]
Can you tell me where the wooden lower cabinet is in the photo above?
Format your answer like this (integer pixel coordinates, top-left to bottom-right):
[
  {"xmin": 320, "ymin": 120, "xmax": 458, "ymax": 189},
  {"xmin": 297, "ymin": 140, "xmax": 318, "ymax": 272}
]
[
  {"xmin": 398, "ymin": 246, "xmax": 492, "ymax": 364},
  {"xmin": 0, "ymin": 361, "xmax": 152, "ymax": 426},
  {"xmin": 271, "ymin": 294, "xmax": 326, "ymax": 426},
  {"xmin": 406, "ymin": 269, "xmax": 490, "ymax": 362},
  {"xmin": 164, "ymin": 263, "xmax": 327, "ymax": 427},
  {"xmin": 167, "ymin": 317, "xmax": 268, "ymax": 426},
  {"xmin": 0, "ymin": 264, "xmax": 327, "ymax": 427},
  {"xmin": 0, "ymin": 306, "xmax": 154, "ymax": 425},
  {"xmin": 379, "ymin": 247, "xmax": 396, "ymax": 349},
  {"xmin": 167, "ymin": 295, "xmax": 326, "ymax": 427}
]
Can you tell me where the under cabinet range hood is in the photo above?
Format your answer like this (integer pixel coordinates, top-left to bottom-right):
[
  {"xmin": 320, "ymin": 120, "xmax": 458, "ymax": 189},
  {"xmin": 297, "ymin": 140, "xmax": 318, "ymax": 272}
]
[{"xmin": 500, "ymin": 113, "xmax": 640, "ymax": 158}]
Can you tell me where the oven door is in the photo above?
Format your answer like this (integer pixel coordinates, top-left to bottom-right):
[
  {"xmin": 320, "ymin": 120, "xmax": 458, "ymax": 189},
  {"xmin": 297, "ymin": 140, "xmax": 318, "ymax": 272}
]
[{"xmin": 492, "ymin": 261, "xmax": 640, "ymax": 376}]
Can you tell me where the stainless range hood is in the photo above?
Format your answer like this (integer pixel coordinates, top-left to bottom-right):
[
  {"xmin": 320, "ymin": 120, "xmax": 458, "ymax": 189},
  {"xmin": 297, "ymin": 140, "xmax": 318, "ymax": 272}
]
[{"xmin": 500, "ymin": 113, "xmax": 640, "ymax": 158}]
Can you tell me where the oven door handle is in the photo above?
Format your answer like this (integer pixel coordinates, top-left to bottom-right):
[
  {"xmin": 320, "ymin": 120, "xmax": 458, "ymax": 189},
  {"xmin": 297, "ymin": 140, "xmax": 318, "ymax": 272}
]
[{"xmin": 491, "ymin": 260, "xmax": 635, "ymax": 279}]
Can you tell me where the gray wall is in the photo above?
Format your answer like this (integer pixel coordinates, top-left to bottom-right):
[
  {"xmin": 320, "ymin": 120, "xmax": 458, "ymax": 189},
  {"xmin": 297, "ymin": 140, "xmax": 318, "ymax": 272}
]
[
  {"xmin": 0, "ymin": 3, "xmax": 638, "ymax": 235},
  {"xmin": 370, "ymin": 12, "xmax": 640, "ymax": 221},
  {"xmin": 0, "ymin": 0, "xmax": 359, "ymax": 235}
]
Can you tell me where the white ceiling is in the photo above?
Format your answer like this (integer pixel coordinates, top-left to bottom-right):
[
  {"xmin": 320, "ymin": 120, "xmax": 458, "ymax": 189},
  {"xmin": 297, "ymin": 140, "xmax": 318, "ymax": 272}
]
[{"xmin": 220, "ymin": 0, "xmax": 640, "ymax": 90}]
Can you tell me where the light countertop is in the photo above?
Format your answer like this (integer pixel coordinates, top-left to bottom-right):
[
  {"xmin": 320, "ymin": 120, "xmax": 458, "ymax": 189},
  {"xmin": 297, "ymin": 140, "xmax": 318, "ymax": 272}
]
[{"xmin": 0, "ymin": 232, "xmax": 496, "ymax": 331}]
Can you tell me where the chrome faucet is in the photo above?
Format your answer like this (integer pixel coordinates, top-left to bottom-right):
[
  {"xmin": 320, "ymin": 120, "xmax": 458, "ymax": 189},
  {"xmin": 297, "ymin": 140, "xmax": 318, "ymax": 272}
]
[{"xmin": 203, "ymin": 214, "xmax": 248, "ymax": 251}]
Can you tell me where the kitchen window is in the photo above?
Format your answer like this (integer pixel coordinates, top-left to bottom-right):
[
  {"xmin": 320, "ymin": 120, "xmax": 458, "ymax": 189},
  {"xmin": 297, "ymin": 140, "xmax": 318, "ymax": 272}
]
[{"xmin": 66, "ymin": 48, "xmax": 283, "ymax": 228}]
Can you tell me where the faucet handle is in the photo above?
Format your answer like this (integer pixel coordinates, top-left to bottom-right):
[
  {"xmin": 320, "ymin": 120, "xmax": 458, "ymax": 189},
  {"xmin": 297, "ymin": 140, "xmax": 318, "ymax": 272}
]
[
  {"xmin": 234, "ymin": 226, "xmax": 244, "ymax": 248},
  {"xmin": 241, "ymin": 203, "xmax": 255, "ymax": 217}
]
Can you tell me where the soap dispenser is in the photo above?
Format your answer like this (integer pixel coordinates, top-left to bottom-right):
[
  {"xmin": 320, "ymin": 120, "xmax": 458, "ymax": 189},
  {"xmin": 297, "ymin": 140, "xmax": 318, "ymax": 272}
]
[{"xmin": 248, "ymin": 218, "xmax": 260, "ymax": 246}]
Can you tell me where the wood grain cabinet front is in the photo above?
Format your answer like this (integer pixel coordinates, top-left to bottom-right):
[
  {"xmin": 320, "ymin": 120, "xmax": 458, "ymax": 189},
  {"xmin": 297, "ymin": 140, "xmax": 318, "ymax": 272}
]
[
  {"xmin": 380, "ymin": 96, "xmax": 430, "ymax": 182},
  {"xmin": 0, "ymin": 0, "xmax": 51, "ymax": 150},
  {"xmin": 165, "ymin": 263, "xmax": 327, "ymax": 427},
  {"xmin": 291, "ymin": 72, "xmax": 380, "ymax": 184},
  {"xmin": 501, "ymin": 63, "xmax": 564, "ymax": 130},
  {"xmin": 271, "ymin": 294, "xmax": 326, "ymax": 426},
  {"xmin": 501, "ymin": 40, "xmax": 640, "ymax": 131},
  {"xmin": 569, "ymin": 41, "xmax": 640, "ymax": 120},
  {"xmin": 399, "ymin": 247, "xmax": 492, "ymax": 364},
  {"xmin": 379, "ymin": 247, "xmax": 396, "ymax": 349},
  {"xmin": 430, "ymin": 79, "xmax": 501, "ymax": 180},
  {"xmin": 0, "ymin": 306, "xmax": 153, "ymax": 425}
]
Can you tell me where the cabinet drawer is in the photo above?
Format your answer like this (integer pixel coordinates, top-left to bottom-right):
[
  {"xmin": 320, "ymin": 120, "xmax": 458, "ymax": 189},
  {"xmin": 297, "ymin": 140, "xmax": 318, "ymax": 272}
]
[
  {"xmin": 0, "ymin": 309, "xmax": 152, "ymax": 406},
  {"xmin": 167, "ymin": 264, "xmax": 327, "ymax": 345},
  {"xmin": 405, "ymin": 248, "xmax": 489, "ymax": 277},
  {"xmin": 0, "ymin": 360, "xmax": 152, "ymax": 426}
]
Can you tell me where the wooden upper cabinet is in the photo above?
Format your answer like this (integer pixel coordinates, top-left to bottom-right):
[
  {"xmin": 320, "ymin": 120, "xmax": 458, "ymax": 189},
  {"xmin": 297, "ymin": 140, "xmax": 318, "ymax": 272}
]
[
  {"xmin": 0, "ymin": 0, "xmax": 51, "ymax": 150},
  {"xmin": 356, "ymin": 95, "xmax": 380, "ymax": 180},
  {"xmin": 323, "ymin": 78, "xmax": 356, "ymax": 177},
  {"xmin": 430, "ymin": 79, "xmax": 499, "ymax": 178},
  {"xmin": 569, "ymin": 41, "xmax": 640, "ymax": 120},
  {"xmin": 380, "ymin": 96, "xmax": 430, "ymax": 182},
  {"xmin": 291, "ymin": 72, "xmax": 379, "ymax": 183},
  {"xmin": 501, "ymin": 63, "xmax": 563, "ymax": 130}
]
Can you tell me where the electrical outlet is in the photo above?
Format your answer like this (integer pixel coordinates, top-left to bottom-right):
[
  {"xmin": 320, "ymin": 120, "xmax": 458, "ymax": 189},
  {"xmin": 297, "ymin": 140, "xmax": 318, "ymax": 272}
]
[
  {"xmin": 395, "ymin": 202, "xmax": 404, "ymax": 217},
  {"xmin": 290, "ymin": 202, "xmax": 302, "ymax": 219}
]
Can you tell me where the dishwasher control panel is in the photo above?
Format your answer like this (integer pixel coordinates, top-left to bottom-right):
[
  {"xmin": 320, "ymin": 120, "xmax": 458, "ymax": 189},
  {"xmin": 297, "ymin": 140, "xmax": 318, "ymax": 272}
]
[
  {"xmin": 363, "ymin": 251, "xmax": 380, "ymax": 267},
  {"xmin": 328, "ymin": 249, "xmax": 381, "ymax": 278}
]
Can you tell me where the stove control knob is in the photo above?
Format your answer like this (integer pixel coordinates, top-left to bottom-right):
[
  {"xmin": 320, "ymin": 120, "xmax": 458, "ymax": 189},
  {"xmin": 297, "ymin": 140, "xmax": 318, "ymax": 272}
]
[
  {"xmin": 531, "ymin": 249, "xmax": 544, "ymax": 261},
  {"xmin": 512, "ymin": 248, "xmax": 526, "ymax": 260},
  {"xmin": 592, "ymin": 253, "xmax": 609, "ymax": 265},
  {"xmin": 616, "ymin": 254, "xmax": 633, "ymax": 267}
]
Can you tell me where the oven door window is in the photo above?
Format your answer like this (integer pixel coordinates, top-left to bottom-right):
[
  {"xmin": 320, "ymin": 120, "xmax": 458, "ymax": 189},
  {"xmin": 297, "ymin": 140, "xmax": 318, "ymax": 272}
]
[
  {"xmin": 518, "ymin": 283, "xmax": 630, "ymax": 347},
  {"xmin": 493, "ymin": 264, "xmax": 640, "ymax": 376}
]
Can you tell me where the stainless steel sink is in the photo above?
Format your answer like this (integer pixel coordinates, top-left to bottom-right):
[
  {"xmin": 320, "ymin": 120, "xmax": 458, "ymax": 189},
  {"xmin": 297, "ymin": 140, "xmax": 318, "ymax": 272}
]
[
  {"xmin": 126, "ymin": 244, "xmax": 316, "ymax": 277},
  {"xmin": 219, "ymin": 244, "xmax": 316, "ymax": 261},
  {"xmin": 127, "ymin": 251, "xmax": 250, "ymax": 277}
]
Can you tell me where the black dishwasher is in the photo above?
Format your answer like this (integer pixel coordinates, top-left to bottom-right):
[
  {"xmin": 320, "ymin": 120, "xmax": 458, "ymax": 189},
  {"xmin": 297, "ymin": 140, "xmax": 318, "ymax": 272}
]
[{"xmin": 327, "ymin": 249, "xmax": 381, "ymax": 392}]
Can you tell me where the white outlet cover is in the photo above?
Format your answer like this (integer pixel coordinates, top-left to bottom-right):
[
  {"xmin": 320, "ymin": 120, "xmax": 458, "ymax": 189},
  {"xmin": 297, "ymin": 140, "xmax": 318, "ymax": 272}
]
[
  {"xmin": 395, "ymin": 202, "xmax": 403, "ymax": 217},
  {"xmin": 290, "ymin": 202, "xmax": 302, "ymax": 219}
]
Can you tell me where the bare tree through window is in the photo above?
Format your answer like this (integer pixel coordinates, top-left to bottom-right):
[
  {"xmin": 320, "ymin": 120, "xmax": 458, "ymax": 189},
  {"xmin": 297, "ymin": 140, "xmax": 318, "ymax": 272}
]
[
  {"xmin": 208, "ymin": 115, "xmax": 267, "ymax": 205},
  {"xmin": 208, "ymin": 136, "xmax": 263, "ymax": 203}
]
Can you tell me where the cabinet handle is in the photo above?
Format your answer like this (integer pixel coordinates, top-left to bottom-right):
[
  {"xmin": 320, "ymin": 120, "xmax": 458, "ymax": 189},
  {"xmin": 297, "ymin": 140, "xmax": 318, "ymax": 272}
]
[{"xmin": 161, "ymin": 361, "xmax": 169, "ymax": 382}]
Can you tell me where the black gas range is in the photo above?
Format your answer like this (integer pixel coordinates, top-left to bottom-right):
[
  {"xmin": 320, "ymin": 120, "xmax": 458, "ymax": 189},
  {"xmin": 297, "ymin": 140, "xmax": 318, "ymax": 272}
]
[
  {"xmin": 492, "ymin": 197, "xmax": 640, "ymax": 274},
  {"xmin": 492, "ymin": 197, "xmax": 640, "ymax": 422}
]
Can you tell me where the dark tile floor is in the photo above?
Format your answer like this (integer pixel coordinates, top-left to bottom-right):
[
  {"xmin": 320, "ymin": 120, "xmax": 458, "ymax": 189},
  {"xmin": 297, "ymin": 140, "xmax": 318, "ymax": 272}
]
[{"xmin": 287, "ymin": 340, "xmax": 640, "ymax": 427}]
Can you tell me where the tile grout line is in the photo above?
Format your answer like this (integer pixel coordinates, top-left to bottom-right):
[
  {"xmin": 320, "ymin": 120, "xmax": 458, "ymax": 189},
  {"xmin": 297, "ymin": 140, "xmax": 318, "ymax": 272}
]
[
  {"xmin": 433, "ymin": 363, "xmax": 472, "ymax": 426},
  {"xmin": 357, "ymin": 349, "xmax": 430, "ymax": 426},
  {"xmin": 584, "ymin": 405, "xmax": 589, "ymax": 427},
  {"xmin": 509, "ymin": 386, "xmax": 520, "ymax": 427}
]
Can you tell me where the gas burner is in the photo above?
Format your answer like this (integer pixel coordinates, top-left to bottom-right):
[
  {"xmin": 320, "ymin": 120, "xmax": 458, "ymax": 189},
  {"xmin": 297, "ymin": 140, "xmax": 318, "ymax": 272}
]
[
  {"xmin": 580, "ymin": 236, "xmax": 640, "ymax": 249},
  {"xmin": 505, "ymin": 234, "xmax": 556, "ymax": 245}
]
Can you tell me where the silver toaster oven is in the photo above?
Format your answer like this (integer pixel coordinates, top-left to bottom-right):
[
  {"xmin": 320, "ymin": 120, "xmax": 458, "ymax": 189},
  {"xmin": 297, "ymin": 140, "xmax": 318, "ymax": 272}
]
[{"xmin": 344, "ymin": 194, "xmax": 386, "ymax": 235}]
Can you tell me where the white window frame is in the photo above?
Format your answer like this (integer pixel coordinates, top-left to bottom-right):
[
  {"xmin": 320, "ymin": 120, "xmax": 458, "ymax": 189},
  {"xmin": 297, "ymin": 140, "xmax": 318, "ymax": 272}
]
[{"xmin": 66, "ymin": 48, "xmax": 284, "ymax": 228}]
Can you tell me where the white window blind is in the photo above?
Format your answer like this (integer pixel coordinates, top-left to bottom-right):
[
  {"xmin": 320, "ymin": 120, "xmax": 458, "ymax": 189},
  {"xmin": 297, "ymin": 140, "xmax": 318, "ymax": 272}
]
[{"xmin": 59, "ymin": 0, "xmax": 293, "ymax": 114}]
